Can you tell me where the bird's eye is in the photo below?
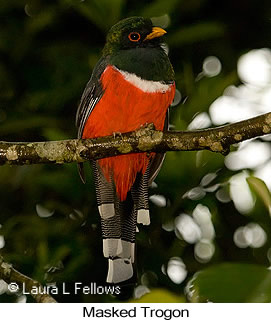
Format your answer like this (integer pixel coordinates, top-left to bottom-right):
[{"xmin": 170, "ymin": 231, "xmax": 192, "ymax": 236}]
[{"xmin": 128, "ymin": 32, "xmax": 141, "ymax": 42}]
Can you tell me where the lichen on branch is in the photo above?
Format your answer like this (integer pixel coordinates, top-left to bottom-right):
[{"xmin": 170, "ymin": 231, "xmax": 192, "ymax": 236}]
[
  {"xmin": 0, "ymin": 112, "xmax": 271, "ymax": 166},
  {"xmin": 0, "ymin": 255, "xmax": 57, "ymax": 303}
]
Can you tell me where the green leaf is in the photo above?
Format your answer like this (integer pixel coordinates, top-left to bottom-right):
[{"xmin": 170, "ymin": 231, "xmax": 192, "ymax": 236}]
[
  {"xmin": 141, "ymin": 0, "xmax": 180, "ymax": 17},
  {"xmin": 167, "ymin": 22, "xmax": 225, "ymax": 47},
  {"xmin": 186, "ymin": 263, "xmax": 271, "ymax": 302},
  {"xmin": 132, "ymin": 288, "xmax": 185, "ymax": 303},
  {"xmin": 247, "ymin": 176, "xmax": 271, "ymax": 215},
  {"xmin": 71, "ymin": 0, "xmax": 124, "ymax": 31}
]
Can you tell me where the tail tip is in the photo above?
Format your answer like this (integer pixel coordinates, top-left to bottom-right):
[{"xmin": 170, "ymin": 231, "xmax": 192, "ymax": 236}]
[
  {"xmin": 137, "ymin": 209, "xmax": 150, "ymax": 225},
  {"xmin": 106, "ymin": 258, "xmax": 133, "ymax": 284}
]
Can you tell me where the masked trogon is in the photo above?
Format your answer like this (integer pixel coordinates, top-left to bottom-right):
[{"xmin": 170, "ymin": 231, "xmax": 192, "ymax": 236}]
[{"xmin": 76, "ymin": 16, "xmax": 175, "ymax": 285}]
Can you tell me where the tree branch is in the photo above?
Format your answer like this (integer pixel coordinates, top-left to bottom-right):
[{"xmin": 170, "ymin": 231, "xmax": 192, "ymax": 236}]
[
  {"xmin": 0, "ymin": 112, "xmax": 271, "ymax": 166},
  {"xmin": 0, "ymin": 255, "xmax": 57, "ymax": 303}
]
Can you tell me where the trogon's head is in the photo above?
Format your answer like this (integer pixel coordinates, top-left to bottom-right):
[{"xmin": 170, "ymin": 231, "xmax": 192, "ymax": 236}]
[{"xmin": 103, "ymin": 17, "xmax": 167, "ymax": 56}]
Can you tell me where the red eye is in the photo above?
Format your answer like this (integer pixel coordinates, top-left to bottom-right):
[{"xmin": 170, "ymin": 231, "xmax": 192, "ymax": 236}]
[{"xmin": 128, "ymin": 32, "xmax": 141, "ymax": 42}]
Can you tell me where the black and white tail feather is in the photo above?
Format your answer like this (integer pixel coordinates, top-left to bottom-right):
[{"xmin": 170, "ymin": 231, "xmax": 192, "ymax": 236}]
[
  {"xmin": 91, "ymin": 146, "xmax": 166, "ymax": 284},
  {"xmin": 76, "ymin": 57, "xmax": 168, "ymax": 284}
]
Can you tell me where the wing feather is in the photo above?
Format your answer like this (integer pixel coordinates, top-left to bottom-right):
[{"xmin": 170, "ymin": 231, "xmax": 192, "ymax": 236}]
[
  {"xmin": 75, "ymin": 57, "xmax": 109, "ymax": 181},
  {"xmin": 148, "ymin": 110, "xmax": 169, "ymax": 185}
]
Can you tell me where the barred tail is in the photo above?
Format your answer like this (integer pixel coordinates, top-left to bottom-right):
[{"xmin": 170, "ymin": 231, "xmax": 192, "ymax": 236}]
[{"xmin": 92, "ymin": 161, "xmax": 151, "ymax": 284}]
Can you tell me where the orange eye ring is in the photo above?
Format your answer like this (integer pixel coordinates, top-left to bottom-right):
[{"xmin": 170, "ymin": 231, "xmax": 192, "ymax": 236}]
[{"xmin": 128, "ymin": 32, "xmax": 141, "ymax": 42}]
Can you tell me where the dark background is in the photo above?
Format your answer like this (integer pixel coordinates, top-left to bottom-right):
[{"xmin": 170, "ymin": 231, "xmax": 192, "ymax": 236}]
[{"xmin": 1, "ymin": 0, "xmax": 271, "ymax": 303}]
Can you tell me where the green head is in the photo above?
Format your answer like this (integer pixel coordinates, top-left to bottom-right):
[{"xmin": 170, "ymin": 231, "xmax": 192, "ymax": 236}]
[
  {"xmin": 102, "ymin": 17, "xmax": 174, "ymax": 82},
  {"xmin": 103, "ymin": 17, "xmax": 167, "ymax": 56}
]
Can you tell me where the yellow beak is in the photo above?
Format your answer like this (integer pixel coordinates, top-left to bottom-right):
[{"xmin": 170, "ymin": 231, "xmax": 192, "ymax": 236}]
[{"xmin": 144, "ymin": 27, "xmax": 167, "ymax": 41}]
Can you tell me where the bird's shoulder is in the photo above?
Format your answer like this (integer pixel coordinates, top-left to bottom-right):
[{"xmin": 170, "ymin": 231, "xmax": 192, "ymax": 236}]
[{"xmin": 75, "ymin": 56, "xmax": 110, "ymax": 137}]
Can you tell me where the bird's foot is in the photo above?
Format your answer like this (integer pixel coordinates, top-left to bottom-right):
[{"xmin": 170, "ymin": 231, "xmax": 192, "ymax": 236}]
[
  {"xmin": 140, "ymin": 123, "xmax": 155, "ymax": 130},
  {"xmin": 113, "ymin": 131, "xmax": 123, "ymax": 139}
]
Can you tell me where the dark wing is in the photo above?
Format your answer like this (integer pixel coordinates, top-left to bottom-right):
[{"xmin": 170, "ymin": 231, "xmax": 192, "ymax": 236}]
[
  {"xmin": 76, "ymin": 56, "xmax": 109, "ymax": 138},
  {"xmin": 148, "ymin": 110, "xmax": 169, "ymax": 186},
  {"xmin": 76, "ymin": 57, "xmax": 109, "ymax": 182}
]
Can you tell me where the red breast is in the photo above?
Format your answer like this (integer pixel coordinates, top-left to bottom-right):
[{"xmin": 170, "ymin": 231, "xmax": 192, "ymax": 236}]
[{"xmin": 83, "ymin": 65, "xmax": 175, "ymax": 200}]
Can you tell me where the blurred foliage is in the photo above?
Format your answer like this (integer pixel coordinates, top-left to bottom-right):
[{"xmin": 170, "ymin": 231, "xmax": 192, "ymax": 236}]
[
  {"xmin": 0, "ymin": 0, "xmax": 271, "ymax": 303},
  {"xmin": 187, "ymin": 263, "xmax": 271, "ymax": 302},
  {"xmin": 247, "ymin": 177, "xmax": 271, "ymax": 214},
  {"xmin": 132, "ymin": 288, "xmax": 185, "ymax": 303}
]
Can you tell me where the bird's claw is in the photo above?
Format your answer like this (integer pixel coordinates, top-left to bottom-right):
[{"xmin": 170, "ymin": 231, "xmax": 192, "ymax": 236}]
[
  {"xmin": 140, "ymin": 123, "xmax": 155, "ymax": 130},
  {"xmin": 113, "ymin": 131, "xmax": 123, "ymax": 139}
]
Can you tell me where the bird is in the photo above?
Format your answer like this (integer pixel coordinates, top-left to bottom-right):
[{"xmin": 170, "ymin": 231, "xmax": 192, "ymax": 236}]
[{"xmin": 76, "ymin": 16, "xmax": 175, "ymax": 287}]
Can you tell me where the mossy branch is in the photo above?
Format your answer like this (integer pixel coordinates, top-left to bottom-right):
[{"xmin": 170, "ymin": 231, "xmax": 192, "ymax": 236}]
[
  {"xmin": 0, "ymin": 112, "xmax": 271, "ymax": 166},
  {"xmin": 0, "ymin": 255, "xmax": 57, "ymax": 303}
]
